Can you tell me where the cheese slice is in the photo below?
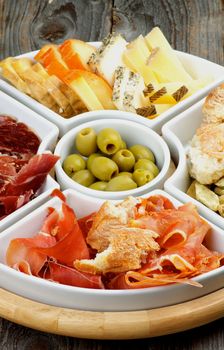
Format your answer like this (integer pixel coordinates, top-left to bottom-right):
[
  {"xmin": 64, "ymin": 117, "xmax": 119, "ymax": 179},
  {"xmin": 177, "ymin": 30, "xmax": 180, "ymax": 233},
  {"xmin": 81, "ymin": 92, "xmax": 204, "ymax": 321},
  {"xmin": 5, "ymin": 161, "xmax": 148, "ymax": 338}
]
[
  {"xmin": 123, "ymin": 48, "xmax": 157, "ymax": 84},
  {"xmin": 149, "ymin": 82, "xmax": 190, "ymax": 104},
  {"xmin": 123, "ymin": 71, "xmax": 147, "ymax": 113},
  {"xmin": 88, "ymin": 33, "xmax": 127, "ymax": 86},
  {"xmin": 145, "ymin": 27, "xmax": 193, "ymax": 82},
  {"xmin": 67, "ymin": 76, "xmax": 104, "ymax": 111},
  {"xmin": 0, "ymin": 58, "xmax": 31, "ymax": 94},
  {"xmin": 127, "ymin": 35, "xmax": 151, "ymax": 58},
  {"xmin": 147, "ymin": 48, "xmax": 193, "ymax": 83},
  {"xmin": 112, "ymin": 66, "xmax": 130, "ymax": 110}
]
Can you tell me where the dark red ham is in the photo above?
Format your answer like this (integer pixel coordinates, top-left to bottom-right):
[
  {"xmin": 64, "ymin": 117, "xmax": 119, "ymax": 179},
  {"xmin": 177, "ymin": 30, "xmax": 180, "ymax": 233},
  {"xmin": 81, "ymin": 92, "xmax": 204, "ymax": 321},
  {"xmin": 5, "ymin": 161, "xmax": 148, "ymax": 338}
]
[{"xmin": 0, "ymin": 115, "xmax": 40, "ymax": 158}]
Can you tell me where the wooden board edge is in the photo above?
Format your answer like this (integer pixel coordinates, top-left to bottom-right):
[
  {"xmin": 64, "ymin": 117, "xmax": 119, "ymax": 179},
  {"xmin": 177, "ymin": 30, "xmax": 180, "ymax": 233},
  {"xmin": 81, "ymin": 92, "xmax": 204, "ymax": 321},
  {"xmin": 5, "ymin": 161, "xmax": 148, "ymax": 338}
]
[{"xmin": 0, "ymin": 287, "xmax": 224, "ymax": 339}]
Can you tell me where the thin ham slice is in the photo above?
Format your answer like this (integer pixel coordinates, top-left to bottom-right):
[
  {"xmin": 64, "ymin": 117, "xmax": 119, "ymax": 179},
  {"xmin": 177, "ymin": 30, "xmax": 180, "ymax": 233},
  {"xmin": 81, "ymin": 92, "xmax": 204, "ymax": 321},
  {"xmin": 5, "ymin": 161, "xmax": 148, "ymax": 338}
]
[
  {"xmin": 2, "ymin": 154, "xmax": 59, "ymax": 196},
  {"xmin": 0, "ymin": 154, "xmax": 59, "ymax": 219},
  {"xmin": 47, "ymin": 261, "xmax": 104, "ymax": 289},
  {"xmin": 6, "ymin": 233, "xmax": 56, "ymax": 275},
  {"xmin": 36, "ymin": 216, "xmax": 90, "ymax": 266}
]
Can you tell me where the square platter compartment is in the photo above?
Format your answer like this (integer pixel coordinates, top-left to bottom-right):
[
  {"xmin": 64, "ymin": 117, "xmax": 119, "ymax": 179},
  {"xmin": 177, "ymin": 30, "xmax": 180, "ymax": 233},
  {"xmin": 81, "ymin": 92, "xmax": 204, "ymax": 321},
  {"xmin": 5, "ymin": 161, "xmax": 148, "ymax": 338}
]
[
  {"xmin": 1, "ymin": 44, "xmax": 224, "ymax": 136},
  {"xmin": 162, "ymin": 98, "xmax": 224, "ymax": 230},
  {"xmin": 0, "ymin": 188, "xmax": 223, "ymax": 312},
  {"xmin": 0, "ymin": 90, "xmax": 60, "ymax": 232}
]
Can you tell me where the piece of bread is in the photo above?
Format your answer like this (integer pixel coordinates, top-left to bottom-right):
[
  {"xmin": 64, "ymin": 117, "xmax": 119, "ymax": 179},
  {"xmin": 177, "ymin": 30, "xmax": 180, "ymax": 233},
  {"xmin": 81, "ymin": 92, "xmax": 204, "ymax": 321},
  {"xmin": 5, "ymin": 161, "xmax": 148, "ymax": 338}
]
[
  {"xmin": 202, "ymin": 83, "xmax": 224, "ymax": 124},
  {"xmin": 74, "ymin": 197, "xmax": 159, "ymax": 274},
  {"xmin": 188, "ymin": 123, "xmax": 224, "ymax": 184},
  {"xmin": 74, "ymin": 227, "xmax": 159, "ymax": 274}
]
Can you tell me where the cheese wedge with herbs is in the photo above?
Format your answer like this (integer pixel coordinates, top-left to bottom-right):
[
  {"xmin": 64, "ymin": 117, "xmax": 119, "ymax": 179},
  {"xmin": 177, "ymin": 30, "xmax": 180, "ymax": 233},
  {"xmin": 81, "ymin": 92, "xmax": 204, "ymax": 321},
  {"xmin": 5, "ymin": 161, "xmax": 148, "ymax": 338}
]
[{"xmin": 88, "ymin": 33, "xmax": 127, "ymax": 86}]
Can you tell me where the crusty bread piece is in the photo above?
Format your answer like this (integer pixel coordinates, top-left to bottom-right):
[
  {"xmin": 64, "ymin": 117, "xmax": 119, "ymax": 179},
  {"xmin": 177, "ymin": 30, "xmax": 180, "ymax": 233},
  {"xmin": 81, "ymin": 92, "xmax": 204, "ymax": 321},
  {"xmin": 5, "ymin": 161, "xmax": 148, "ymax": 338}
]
[
  {"xmin": 202, "ymin": 84, "xmax": 224, "ymax": 124},
  {"xmin": 74, "ymin": 227, "xmax": 159, "ymax": 274},
  {"xmin": 74, "ymin": 197, "xmax": 160, "ymax": 274},
  {"xmin": 188, "ymin": 123, "xmax": 224, "ymax": 184}
]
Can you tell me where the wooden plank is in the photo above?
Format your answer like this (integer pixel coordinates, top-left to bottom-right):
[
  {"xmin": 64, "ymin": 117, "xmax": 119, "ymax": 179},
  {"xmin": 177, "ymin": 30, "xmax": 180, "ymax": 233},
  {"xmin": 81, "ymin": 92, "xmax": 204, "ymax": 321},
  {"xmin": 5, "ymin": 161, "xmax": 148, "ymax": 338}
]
[
  {"xmin": 112, "ymin": 0, "xmax": 224, "ymax": 64},
  {"xmin": 0, "ymin": 0, "xmax": 112, "ymax": 59}
]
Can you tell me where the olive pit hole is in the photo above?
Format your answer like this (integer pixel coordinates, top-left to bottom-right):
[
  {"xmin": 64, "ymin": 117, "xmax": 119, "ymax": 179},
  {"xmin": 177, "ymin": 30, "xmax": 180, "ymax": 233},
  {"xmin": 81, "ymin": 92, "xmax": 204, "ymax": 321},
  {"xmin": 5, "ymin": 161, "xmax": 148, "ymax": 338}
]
[{"xmin": 106, "ymin": 144, "xmax": 116, "ymax": 153}]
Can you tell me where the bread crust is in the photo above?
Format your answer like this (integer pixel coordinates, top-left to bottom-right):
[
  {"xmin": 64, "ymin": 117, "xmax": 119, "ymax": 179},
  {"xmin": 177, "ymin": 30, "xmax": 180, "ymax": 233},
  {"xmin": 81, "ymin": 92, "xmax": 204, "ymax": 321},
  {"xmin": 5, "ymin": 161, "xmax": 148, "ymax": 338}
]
[{"xmin": 202, "ymin": 84, "xmax": 224, "ymax": 124}]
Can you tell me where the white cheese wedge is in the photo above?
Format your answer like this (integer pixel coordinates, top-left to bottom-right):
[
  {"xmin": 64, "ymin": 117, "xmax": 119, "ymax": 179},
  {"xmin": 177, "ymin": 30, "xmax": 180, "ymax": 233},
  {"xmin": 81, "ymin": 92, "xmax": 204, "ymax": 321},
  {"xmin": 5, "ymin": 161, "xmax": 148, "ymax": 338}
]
[
  {"xmin": 112, "ymin": 66, "xmax": 130, "ymax": 110},
  {"xmin": 88, "ymin": 34, "xmax": 127, "ymax": 86},
  {"xmin": 123, "ymin": 71, "xmax": 147, "ymax": 113}
]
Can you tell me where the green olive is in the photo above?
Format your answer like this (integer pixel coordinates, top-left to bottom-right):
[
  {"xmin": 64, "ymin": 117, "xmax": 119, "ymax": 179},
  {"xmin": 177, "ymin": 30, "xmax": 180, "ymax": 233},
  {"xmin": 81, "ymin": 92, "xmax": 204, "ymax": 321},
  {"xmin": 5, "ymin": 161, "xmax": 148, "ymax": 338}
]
[
  {"xmin": 75, "ymin": 127, "xmax": 97, "ymax": 156},
  {"xmin": 97, "ymin": 128, "xmax": 122, "ymax": 155},
  {"xmin": 106, "ymin": 175, "xmax": 137, "ymax": 191},
  {"xmin": 89, "ymin": 181, "xmax": 108, "ymax": 191},
  {"xmin": 87, "ymin": 153, "xmax": 102, "ymax": 171},
  {"xmin": 91, "ymin": 156, "xmax": 119, "ymax": 181},
  {"xmin": 112, "ymin": 149, "xmax": 135, "ymax": 171},
  {"xmin": 117, "ymin": 172, "xmax": 133, "ymax": 179},
  {"xmin": 72, "ymin": 169, "xmax": 95, "ymax": 187},
  {"xmin": 132, "ymin": 169, "xmax": 155, "ymax": 187},
  {"xmin": 120, "ymin": 139, "xmax": 127, "ymax": 149},
  {"xmin": 63, "ymin": 154, "xmax": 86, "ymax": 177},
  {"xmin": 129, "ymin": 144, "xmax": 155, "ymax": 162},
  {"xmin": 134, "ymin": 159, "xmax": 159, "ymax": 177}
]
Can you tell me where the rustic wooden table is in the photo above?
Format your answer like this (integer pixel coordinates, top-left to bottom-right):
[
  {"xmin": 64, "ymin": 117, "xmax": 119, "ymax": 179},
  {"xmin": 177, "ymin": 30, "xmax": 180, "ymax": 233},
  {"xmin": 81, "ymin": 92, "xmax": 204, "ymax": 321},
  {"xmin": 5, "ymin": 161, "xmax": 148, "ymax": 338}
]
[{"xmin": 0, "ymin": 0, "xmax": 224, "ymax": 348}]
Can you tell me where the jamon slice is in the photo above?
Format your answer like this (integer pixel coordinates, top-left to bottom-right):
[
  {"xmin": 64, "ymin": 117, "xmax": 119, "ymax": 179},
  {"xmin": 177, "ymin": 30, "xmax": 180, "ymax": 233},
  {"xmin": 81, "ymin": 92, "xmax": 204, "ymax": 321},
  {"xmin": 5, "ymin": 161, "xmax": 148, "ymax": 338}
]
[
  {"xmin": 0, "ymin": 191, "xmax": 33, "ymax": 216},
  {"xmin": 0, "ymin": 154, "xmax": 59, "ymax": 219},
  {"xmin": 2, "ymin": 154, "xmax": 59, "ymax": 196},
  {"xmin": 0, "ymin": 115, "xmax": 40, "ymax": 157},
  {"xmin": 47, "ymin": 262, "xmax": 103, "ymax": 289},
  {"xmin": 6, "ymin": 233, "xmax": 56, "ymax": 275}
]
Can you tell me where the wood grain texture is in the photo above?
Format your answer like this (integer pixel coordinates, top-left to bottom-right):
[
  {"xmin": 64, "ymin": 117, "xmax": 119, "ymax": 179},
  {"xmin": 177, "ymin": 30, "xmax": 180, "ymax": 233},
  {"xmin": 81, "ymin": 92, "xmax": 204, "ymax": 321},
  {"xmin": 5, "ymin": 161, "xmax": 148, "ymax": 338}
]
[{"xmin": 0, "ymin": 0, "xmax": 224, "ymax": 348}]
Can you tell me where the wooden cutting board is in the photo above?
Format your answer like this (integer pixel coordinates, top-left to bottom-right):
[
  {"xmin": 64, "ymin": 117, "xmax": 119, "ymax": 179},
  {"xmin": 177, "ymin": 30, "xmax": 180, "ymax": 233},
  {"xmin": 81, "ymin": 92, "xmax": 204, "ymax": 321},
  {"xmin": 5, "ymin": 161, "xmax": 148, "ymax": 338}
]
[{"xmin": 0, "ymin": 287, "xmax": 224, "ymax": 339}]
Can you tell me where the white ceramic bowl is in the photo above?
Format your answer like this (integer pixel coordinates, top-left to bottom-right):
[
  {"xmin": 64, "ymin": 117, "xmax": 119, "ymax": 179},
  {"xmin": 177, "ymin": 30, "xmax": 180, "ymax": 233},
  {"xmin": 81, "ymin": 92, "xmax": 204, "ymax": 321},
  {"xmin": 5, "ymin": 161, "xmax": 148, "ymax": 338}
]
[
  {"xmin": 0, "ymin": 90, "xmax": 60, "ymax": 232},
  {"xmin": 0, "ymin": 188, "xmax": 224, "ymax": 312},
  {"xmin": 1, "ymin": 45, "xmax": 224, "ymax": 135},
  {"xmin": 54, "ymin": 118, "xmax": 170, "ymax": 199},
  {"xmin": 162, "ymin": 98, "xmax": 224, "ymax": 230}
]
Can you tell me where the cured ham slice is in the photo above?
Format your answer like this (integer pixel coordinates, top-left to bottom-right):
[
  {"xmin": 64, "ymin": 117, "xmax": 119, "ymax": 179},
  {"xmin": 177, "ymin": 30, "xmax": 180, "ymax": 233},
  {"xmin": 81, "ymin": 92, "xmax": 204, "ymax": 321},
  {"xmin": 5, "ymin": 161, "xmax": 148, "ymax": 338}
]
[
  {"xmin": 0, "ymin": 154, "xmax": 59, "ymax": 219},
  {"xmin": 47, "ymin": 262, "xmax": 104, "ymax": 289},
  {"xmin": 0, "ymin": 115, "xmax": 40, "ymax": 158},
  {"xmin": 37, "ymin": 215, "xmax": 90, "ymax": 266},
  {"xmin": 0, "ymin": 116, "xmax": 59, "ymax": 220},
  {"xmin": 2, "ymin": 154, "xmax": 59, "ymax": 196},
  {"xmin": 6, "ymin": 233, "xmax": 56, "ymax": 275}
]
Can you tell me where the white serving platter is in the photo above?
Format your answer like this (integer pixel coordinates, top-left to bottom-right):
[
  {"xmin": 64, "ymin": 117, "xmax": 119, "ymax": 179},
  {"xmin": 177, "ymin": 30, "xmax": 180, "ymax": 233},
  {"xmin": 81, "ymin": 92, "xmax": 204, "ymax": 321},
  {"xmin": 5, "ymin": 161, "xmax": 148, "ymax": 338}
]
[
  {"xmin": 54, "ymin": 118, "xmax": 171, "ymax": 199},
  {"xmin": 0, "ymin": 188, "xmax": 223, "ymax": 312},
  {"xmin": 162, "ymin": 98, "xmax": 224, "ymax": 230},
  {"xmin": 1, "ymin": 44, "xmax": 224, "ymax": 135},
  {"xmin": 0, "ymin": 90, "xmax": 60, "ymax": 232}
]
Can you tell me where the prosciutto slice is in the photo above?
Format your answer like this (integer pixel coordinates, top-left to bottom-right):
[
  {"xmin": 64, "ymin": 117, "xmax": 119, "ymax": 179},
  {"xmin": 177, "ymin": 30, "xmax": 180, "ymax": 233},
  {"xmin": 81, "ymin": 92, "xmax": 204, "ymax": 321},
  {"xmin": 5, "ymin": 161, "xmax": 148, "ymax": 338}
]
[
  {"xmin": 0, "ymin": 154, "xmax": 59, "ymax": 219},
  {"xmin": 47, "ymin": 262, "xmax": 103, "ymax": 289}
]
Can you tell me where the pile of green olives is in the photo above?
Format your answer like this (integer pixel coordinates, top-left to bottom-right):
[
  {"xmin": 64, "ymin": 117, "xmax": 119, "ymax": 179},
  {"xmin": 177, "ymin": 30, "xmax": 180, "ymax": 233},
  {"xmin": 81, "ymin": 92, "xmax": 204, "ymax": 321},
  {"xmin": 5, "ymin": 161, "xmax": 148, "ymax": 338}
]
[{"xmin": 62, "ymin": 127, "xmax": 160, "ymax": 192}]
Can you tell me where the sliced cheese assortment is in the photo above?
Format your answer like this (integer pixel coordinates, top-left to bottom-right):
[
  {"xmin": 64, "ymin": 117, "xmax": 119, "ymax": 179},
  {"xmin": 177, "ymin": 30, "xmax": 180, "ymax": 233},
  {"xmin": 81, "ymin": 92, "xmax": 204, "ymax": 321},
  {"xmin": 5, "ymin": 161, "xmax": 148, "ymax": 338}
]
[{"xmin": 0, "ymin": 27, "xmax": 212, "ymax": 119}]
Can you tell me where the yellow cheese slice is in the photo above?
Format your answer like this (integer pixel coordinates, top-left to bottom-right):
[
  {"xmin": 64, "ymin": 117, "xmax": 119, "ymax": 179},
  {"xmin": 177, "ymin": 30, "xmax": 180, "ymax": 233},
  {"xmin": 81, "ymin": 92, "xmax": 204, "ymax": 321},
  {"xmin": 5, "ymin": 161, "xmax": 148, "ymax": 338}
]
[{"xmin": 68, "ymin": 76, "xmax": 104, "ymax": 111}]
